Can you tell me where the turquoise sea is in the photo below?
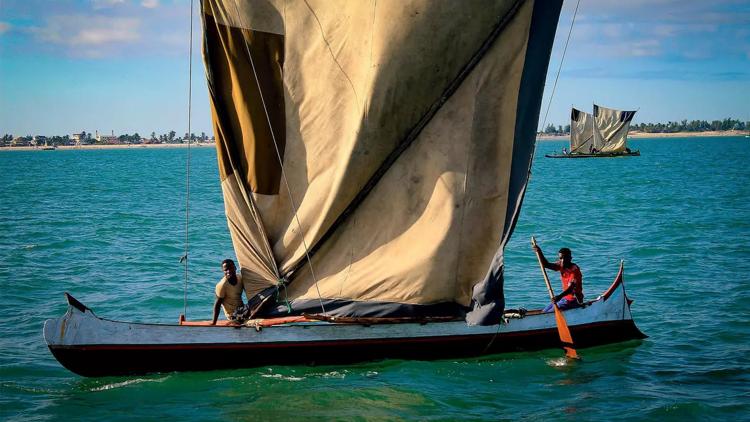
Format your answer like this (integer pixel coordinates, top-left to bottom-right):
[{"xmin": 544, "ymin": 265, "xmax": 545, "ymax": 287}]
[{"xmin": 1, "ymin": 137, "xmax": 748, "ymax": 420}]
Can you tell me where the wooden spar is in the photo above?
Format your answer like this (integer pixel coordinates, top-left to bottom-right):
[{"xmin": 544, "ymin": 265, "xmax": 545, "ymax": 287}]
[{"xmin": 530, "ymin": 236, "xmax": 579, "ymax": 359}]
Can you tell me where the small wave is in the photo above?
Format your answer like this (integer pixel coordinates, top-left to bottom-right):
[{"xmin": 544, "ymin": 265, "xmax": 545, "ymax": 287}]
[
  {"xmin": 260, "ymin": 373, "xmax": 305, "ymax": 381},
  {"xmin": 0, "ymin": 381, "xmax": 61, "ymax": 395},
  {"xmin": 545, "ymin": 357, "xmax": 574, "ymax": 368},
  {"xmin": 321, "ymin": 371, "xmax": 347, "ymax": 379},
  {"xmin": 89, "ymin": 377, "xmax": 168, "ymax": 391},
  {"xmin": 210, "ymin": 376, "xmax": 247, "ymax": 383}
]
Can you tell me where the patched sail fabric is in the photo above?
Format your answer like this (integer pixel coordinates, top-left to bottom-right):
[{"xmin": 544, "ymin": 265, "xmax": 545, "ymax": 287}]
[
  {"xmin": 570, "ymin": 108, "xmax": 593, "ymax": 153},
  {"xmin": 593, "ymin": 104, "xmax": 637, "ymax": 153},
  {"xmin": 201, "ymin": 0, "xmax": 563, "ymax": 323}
]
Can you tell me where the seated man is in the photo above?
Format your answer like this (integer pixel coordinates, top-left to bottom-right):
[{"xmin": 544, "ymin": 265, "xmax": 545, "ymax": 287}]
[
  {"xmin": 531, "ymin": 245, "xmax": 584, "ymax": 312},
  {"xmin": 211, "ymin": 259, "xmax": 247, "ymax": 324}
]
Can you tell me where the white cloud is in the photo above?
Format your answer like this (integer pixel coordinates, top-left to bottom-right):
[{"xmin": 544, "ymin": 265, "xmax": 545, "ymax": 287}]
[
  {"xmin": 30, "ymin": 15, "xmax": 141, "ymax": 57},
  {"xmin": 141, "ymin": 0, "xmax": 160, "ymax": 9},
  {"xmin": 0, "ymin": 22, "xmax": 10, "ymax": 35},
  {"xmin": 629, "ymin": 40, "xmax": 661, "ymax": 57},
  {"xmin": 556, "ymin": 0, "xmax": 750, "ymax": 68},
  {"xmin": 653, "ymin": 25, "xmax": 679, "ymax": 37},
  {"xmin": 569, "ymin": 23, "xmax": 662, "ymax": 59},
  {"xmin": 92, "ymin": 0, "xmax": 126, "ymax": 10},
  {"xmin": 600, "ymin": 24, "xmax": 624, "ymax": 38}
]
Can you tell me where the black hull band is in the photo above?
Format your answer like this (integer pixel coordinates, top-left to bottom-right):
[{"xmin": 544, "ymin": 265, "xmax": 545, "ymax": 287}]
[{"xmin": 49, "ymin": 319, "xmax": 645, "ymax": 377}]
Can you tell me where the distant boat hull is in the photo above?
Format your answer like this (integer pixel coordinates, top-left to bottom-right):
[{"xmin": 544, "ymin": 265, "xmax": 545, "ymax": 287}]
[
  {"xmin": 545, "ymin": 151, "xmax": 640, "ymax": 158},
  {"xmin": 44, "ymin": 265, "xmax": 645, "ymax": 377}
]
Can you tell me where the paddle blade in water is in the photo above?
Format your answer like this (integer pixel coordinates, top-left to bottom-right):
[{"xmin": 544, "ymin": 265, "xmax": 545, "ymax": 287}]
[{"xmin": 554, "ymin": 305, "xmax": 579, "ymax": 359}]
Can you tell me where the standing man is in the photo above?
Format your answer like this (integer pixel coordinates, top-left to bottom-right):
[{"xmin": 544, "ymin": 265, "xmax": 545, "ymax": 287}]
[
  {"xmin": 211, "ymin": 259, "xmax": 245, "ymax": 324},
  {"xmin": 531, "ymin": 245, "xmax": 584, "ymax": 312}
]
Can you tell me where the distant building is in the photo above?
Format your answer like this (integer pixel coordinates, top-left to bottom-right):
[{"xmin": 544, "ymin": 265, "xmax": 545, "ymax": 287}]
[
  {"xmin": 97, "ymin": 134, "xmax": 120, "ymax": 144},
  {"xmin": 70, "ymin": 131, "xmax": 93, "ymax": 145},
  {"xmin": 71, "ymin": 133, "xmax": 88, "ymax": 145},
  {"xmin": 96, "ymin": 130, "xmax": 120, "ymax": 144},
  {"xmin": 11, "ymin": 136, "xmax": 31, "ymax": 147},
  {"xmin": 96, "ymin": 130, "xmax": 121, "ymax": 145}
]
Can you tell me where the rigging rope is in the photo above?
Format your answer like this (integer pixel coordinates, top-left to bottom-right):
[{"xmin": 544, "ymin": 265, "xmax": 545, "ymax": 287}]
[
  {"xmin": 182, "ymin": 0, "xmax": 195, "ymax": 318},
  {"xmin": 230, "ymin": 0, "xmax": 327, "ymax": 315},
  {"xmin": 538, "ymin": 0, "xmax": 580, "ymax": 137}
]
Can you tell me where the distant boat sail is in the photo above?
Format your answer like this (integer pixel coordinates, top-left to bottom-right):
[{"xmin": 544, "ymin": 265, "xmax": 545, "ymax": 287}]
[
  {"xmin": 44, "ymin": 0, "xmax": 645, "ymax": 377},
  {"xmin": 548, "ymin": 105, "xmax": 639, "ymax": 158},
  {"xmin": 593, "ymin": 105, "xmax": 638, "ymax": 154},
  {"xmin": 570, "ymin": 108, "xmax": 594, "ymax": 154}
]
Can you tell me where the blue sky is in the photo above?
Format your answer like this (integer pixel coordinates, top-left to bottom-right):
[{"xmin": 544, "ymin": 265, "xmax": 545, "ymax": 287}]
[{"xmin": 1, "ymin": 0, "xmax": 748, "ymax": 136}]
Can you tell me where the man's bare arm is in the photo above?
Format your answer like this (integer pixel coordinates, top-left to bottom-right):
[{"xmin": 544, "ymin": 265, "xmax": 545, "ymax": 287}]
[
  {"xmin": 532, "ymin": 245, "xmax": 558, "ymax": 270},
  {"xmin": 211, "ymin": 296, "xmax": 223, "ymax": 325},
  {"xmin": 554, "ymin": 283, "xmax": 576, "ymax": 302}
]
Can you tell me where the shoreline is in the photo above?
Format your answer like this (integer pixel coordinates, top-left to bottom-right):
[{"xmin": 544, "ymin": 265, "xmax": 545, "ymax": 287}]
[
  {"xmin": 537, "ymin": 130, "xmax": 746, "ymax": 141},
  {"xmin": 1, "ymin": 130, "xmax": 746, "ymax": 151},
  {"xmin": 0, "ymin": 142, "xmax": 215, "ymax": 151}
]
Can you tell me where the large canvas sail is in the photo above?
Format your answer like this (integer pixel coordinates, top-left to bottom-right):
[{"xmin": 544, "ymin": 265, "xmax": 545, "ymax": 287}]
[
  {"xmin": 570, "ymin": 108, "xmax": 593, "ymax": 153},
  {"xmin": 593, "ymin": 104, "xmax": 637, "ymax": 153},
  {"xmin": 201, "ymin": 0, "xmax": 563, "ymax": 324}
]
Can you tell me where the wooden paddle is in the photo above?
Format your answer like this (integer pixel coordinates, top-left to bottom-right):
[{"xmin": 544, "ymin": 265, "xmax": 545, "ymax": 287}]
[{"xmin": 531, "ymin": 236, "xmax": 579, "ymax": 359}]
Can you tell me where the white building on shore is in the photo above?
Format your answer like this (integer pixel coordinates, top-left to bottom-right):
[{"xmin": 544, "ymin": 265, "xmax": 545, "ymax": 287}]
[{"xmin": 96, "ymin": 130, "xmax": 119, "ymax": 144}]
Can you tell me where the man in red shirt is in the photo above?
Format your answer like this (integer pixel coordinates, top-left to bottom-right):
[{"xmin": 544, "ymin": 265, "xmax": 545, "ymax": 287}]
[{"xmin": 532, "ymin": 245, "xmax": 584, "ymax": 312}]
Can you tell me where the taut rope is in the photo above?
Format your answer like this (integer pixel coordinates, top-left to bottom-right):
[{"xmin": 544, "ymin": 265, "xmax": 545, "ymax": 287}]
[
  {"xmin": 538, "ymin": 0, "xmax": 580, "ymax": 136},
  {"xmin": 182, "ymin": 0, "xmax": 195, "ymax": 318}
]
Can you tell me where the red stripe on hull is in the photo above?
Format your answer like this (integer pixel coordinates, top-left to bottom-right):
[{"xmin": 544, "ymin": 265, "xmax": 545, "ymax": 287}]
[{"xmin": 49, "ymin": 320, "xmax": 645, "ymax": 377}]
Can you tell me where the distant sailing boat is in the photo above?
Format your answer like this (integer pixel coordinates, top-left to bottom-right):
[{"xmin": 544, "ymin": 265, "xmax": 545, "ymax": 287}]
[
  {"xmin": 547, "ymin": 105, "xmax": 639, "ymax": 158},
  {"xmin": 44, "ymin": 0, "xmax": 644, "ymax": 377}
]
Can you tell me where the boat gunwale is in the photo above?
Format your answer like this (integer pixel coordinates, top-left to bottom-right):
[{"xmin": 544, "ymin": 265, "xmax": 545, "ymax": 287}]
[
  {"xmin": 47, "ymin": 319, "xmax": 639, "ymax": 352},
  {"xmin": 49, "ymin": 262, "xmax": 629, "ymax": 331}
]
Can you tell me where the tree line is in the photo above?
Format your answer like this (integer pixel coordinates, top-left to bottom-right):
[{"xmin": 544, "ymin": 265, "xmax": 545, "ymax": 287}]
[
  {"xmin": 541, "ymin": 118, "xmax": 749, "ymax": 135},
  {"xmin": 0, "ymin": 131, "xmax": 213, "ymax": 147},
  {"xmin": 632, "ymin": 118, "xmax": 748, "ymax": 133}
]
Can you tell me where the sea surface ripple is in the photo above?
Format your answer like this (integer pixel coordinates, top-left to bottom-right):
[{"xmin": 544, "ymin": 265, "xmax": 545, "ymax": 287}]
[{"xmin": 0, "ymin": 137, "xmax": 748, "ymax": 420}]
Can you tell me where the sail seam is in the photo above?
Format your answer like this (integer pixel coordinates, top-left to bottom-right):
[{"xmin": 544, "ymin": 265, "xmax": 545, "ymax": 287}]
[
  {"xmin": 303, "ymin": 0, "xmax": 361, "ymax": 109},
  {"xmin": 285, "ymin": 0, "xmax": 526, "ymax": 280},
  {"xmin": 452, "ymin": 78, "xmax": 479, "ymax": 299}
]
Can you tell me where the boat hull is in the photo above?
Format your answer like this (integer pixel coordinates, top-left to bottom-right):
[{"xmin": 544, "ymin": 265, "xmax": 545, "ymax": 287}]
[
  {"xmin": 545, "ymin": 151, "xmax": 640, "ymax": 158},
  {"xmin": 44, "ymin": 268, "xmax": 645, "ymax": 377},
  {"xmin": 47, "ymin": 319, "xmax": 643, "ymax": 377}
]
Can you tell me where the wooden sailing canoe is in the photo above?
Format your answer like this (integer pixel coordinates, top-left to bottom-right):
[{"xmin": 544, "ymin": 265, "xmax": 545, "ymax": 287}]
[{"xmin": 44, "ymin": 263, "xmax": 645, "ymax": 377}]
